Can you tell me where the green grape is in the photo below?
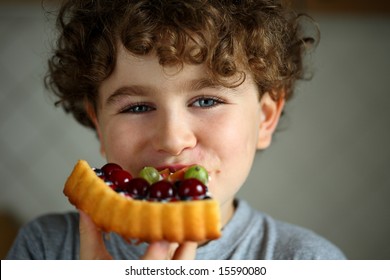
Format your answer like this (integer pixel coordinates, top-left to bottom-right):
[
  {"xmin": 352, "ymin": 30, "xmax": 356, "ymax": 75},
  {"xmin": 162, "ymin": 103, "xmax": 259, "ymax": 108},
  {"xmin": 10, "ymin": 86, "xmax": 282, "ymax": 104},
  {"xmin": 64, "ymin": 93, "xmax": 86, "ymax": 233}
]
[
  {"xmin": 139, "ymin": 166, "xmax": 160, "ymax": 185},
  {"xmin": 184, "ymin": 165, "xmax": 209, "ymax": 185}
]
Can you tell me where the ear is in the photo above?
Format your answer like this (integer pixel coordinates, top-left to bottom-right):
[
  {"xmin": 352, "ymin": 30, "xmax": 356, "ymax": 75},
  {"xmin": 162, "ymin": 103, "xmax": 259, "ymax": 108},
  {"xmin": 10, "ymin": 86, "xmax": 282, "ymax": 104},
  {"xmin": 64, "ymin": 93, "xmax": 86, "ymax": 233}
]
[
  {"xmin": 257, "ymin": 91, "xmax": 285, "ymax": 150},
  {"xmin": 85, "ymin": 100, "xmax": 106, "ymax": 157}
]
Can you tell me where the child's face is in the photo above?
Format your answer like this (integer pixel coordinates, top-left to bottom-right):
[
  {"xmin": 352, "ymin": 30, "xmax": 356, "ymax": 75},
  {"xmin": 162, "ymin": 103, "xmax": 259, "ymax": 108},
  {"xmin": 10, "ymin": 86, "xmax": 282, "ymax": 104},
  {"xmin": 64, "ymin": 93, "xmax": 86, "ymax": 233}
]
[{"xmin": 92, "ymin": 45, "xmax": 278, "ymax": 223}]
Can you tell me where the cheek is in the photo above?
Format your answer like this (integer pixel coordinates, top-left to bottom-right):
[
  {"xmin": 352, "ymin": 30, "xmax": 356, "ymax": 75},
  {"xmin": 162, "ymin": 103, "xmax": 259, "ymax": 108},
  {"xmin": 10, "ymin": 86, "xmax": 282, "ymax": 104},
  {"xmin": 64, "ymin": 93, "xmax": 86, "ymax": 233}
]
[
  {"xmin": 210, "ymin": 111, "xmax": 259, "ymax": 159},
  {"xmin": 220, "ymin": 122, "xmax": 258, "ymax": 178},
  {"xmin": 98, "ymin": 119, "xmax": 141, "ymax": 164},
  {"xmin": 205, "ymin": 112, "xmax": 259, "ymax": 197}
]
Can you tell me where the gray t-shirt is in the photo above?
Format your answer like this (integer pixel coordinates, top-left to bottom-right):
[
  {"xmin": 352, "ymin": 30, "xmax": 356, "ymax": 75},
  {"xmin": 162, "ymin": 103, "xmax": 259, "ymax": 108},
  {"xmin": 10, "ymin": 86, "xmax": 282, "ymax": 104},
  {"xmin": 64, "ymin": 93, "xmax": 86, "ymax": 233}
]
[{"xmin": 6, "ymin": 199, "xmax": 346, "ymax": 259}]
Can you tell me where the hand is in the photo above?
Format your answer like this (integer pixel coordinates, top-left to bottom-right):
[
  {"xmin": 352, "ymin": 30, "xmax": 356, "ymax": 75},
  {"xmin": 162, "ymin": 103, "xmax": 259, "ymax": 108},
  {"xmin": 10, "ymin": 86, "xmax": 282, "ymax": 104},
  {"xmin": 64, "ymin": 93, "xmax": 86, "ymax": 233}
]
[
  {"xmin": 141, "ymin": 241, "xmax": 197, "ymax": 260},
  {"xmin": 78, "ymin": 210, "xmax": 197, "ymax": 260}
]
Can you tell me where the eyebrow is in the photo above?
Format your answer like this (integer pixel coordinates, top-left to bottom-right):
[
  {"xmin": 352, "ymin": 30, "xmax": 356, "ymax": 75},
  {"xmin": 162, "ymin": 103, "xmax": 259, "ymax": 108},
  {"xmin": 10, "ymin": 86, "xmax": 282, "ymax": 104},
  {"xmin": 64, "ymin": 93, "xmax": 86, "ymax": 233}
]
[
  {"xmin": 105, "ymin": 85, "xmax": 153, "ymax": 106},
  {"xmin": 187, "ymin": 78, "xmax": 221, "ymax": 91},
  {"xmin": 186, "ymin": 78, "xmax": 238, "ymax": 94},
  {"xmin": 104, "ymin": 78, "xmax": 228, "ymax": 106}
]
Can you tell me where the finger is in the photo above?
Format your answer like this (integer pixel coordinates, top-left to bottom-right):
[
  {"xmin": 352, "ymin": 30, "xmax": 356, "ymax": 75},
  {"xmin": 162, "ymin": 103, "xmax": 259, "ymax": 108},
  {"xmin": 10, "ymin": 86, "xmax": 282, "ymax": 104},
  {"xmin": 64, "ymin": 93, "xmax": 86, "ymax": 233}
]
[
  {"xmin": 141, "ymin": 241, "xmax": 172, "ymax": 260},
  {"xmin": 79, "ymin": 210, "xmax": 112, "ymax": 260},
  {"xmin": 141, "ymin": 241, "xmax": 197, "ymax": 260},
  {"xmin": 172, "ymin": 242, "xmax": 198, "ymax": 260}
]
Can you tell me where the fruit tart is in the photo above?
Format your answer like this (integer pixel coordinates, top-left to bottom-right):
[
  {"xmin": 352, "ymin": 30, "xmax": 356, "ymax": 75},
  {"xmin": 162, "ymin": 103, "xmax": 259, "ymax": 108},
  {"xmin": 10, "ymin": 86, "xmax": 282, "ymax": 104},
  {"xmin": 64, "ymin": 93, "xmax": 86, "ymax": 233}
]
[{"xmin": 63, "ymin": 160, "xmax": 221, "ymax": 243}]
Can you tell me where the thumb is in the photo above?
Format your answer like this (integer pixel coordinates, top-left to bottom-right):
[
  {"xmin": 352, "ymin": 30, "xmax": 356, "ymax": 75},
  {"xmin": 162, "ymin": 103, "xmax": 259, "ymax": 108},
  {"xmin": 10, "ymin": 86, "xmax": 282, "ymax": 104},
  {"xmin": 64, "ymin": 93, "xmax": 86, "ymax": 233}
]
[{"xmin": 79, "ymin": 210, "xmax": 113, "ymax": 260}]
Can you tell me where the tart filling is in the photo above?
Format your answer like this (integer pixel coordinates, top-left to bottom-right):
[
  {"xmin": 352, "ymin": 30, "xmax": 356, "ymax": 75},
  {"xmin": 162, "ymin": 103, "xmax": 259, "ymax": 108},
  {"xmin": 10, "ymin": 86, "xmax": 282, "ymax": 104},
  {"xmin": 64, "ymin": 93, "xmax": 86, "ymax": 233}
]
[{"xmin": 64, "ymin": 160, "xmax": 221, "ymax": 243}]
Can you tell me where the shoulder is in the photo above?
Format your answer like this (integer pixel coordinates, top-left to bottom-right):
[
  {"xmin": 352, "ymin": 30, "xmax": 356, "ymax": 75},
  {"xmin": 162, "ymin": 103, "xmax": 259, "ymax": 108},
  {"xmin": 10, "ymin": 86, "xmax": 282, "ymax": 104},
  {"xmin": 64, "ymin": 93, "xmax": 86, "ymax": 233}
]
[
  {"xmin": 234, "ymin": 200, "xmax": 346, "ymax": 259},
  {"xmin": 271, "ymin": 219, "xmax": 346, "ymax": 259},
  {"xmin": 6, "ymin": 212, "xmax": 80, "ymax": 259},
  {"xmin": 21, "ymin": 212, "xmax": 79, "ymax": 237}
]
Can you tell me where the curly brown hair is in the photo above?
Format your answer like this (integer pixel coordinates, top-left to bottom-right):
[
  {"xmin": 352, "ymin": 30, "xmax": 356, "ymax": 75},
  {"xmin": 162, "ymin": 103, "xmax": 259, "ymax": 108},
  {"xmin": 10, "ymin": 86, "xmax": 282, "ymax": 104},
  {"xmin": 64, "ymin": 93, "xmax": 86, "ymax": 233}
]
[{"xmin": 45, "ymin": 0, "xmax": 317, "ymax": 130}]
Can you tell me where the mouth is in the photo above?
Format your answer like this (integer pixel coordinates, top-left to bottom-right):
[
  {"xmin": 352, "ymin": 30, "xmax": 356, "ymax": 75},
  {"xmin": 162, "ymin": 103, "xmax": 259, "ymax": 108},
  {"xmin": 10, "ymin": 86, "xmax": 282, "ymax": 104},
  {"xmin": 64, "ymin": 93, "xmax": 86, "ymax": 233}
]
[{"xmin": 155, "ymin": 164, "xmax": 192, "ymax": 174}]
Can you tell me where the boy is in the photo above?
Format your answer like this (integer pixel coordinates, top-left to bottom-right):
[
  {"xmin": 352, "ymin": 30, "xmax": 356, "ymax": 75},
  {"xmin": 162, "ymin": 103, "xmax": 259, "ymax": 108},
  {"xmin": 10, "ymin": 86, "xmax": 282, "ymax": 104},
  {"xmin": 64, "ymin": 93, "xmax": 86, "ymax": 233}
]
[{"xmin": 7, "ymin": 0, "xmax": 345, "ymax": 259}]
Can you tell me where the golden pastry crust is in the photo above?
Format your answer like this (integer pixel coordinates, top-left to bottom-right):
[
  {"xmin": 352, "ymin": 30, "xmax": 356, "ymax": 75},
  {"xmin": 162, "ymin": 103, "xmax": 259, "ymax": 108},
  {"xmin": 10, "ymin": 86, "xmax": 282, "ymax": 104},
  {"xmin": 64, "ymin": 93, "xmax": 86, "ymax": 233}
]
[{"xmin": 64, "ymin": 160, "xmax": 221, "ymax": 243}]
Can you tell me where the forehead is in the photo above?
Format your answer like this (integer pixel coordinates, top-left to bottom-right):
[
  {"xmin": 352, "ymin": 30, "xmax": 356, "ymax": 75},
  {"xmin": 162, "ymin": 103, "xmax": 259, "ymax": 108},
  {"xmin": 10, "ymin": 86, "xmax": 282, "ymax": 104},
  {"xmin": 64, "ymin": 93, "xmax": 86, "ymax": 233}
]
[
  {"xmin": 99, "ymin": 45, "xmax": 214, "ymax": 96},
  {"xmin": 97, "ymin": 44, "xmax": 258, "ymax": 108}
]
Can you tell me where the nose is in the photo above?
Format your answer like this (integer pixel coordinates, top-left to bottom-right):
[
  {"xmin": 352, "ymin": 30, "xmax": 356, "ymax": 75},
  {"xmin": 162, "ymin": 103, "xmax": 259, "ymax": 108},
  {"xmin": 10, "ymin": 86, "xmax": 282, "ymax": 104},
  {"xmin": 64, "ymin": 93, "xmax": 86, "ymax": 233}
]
[{"xmin": 151, "ymin": 111, "xmax": 197, "ymax": 156}]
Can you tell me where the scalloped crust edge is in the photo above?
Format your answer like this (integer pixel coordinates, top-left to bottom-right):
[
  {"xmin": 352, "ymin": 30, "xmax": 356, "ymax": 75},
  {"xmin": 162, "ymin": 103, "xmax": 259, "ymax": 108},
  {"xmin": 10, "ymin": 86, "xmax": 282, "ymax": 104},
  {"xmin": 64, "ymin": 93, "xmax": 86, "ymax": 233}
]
[{"xmin": 63, "ymin": 160, "xmax": 221, "ymax": 243}]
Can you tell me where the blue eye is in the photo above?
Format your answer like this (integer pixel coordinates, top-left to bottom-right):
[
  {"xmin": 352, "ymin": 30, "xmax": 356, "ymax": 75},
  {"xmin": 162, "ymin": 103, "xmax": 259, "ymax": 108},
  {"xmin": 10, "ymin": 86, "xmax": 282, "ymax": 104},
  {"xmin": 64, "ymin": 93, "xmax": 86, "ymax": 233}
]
[
  {"xmin": 191, "ymin": 97, "xmax": 223, "ymax": 108},
  {"xmin": 121, "ymin": 104, "xmax": 154, "ymax": 114}
]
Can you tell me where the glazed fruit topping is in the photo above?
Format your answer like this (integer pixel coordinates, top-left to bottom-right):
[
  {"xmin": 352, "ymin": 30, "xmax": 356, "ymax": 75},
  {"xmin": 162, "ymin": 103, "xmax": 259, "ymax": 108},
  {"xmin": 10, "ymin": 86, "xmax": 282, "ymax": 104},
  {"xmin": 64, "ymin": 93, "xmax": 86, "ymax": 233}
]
[
  {"xmin": 95, "ymin": 163, "xmax": 211, "ymax": 202},
  {"xmin": 124, "ymin": 178, "xmax": 149, "ymax": 199},
  {"xmin": 177, "ymin": 178, "xmax": 207, "ymax": 200},
  {"xmin": 101, "ymin": 163, "xmax": 122, "ymax": 176},
  {"xmin": 184, "ymin": 165, "xmax": 209, "ymax": 185},
  {"xmin": 92, "ymin": 168, "xmax": 105, "ymax": 179},
  {"xmin": 109, "ymin": 169, "xmax": 133, "ymax": 190},
  {"xmin": 148, "ymin": 181, "xmax": 176, "ymax": 201},
  {"xmin": 139, "ymin": 166, "xmax": 161, "ymax": 185}
]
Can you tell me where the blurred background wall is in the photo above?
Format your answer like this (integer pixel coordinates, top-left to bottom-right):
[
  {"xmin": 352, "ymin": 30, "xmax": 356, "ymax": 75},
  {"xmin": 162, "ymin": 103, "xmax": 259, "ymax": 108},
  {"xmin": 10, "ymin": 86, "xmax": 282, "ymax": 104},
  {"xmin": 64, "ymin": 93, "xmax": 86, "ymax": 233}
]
[{"xmin": 0, "ymin": 1, "xmax": 389, "ymax": 259}]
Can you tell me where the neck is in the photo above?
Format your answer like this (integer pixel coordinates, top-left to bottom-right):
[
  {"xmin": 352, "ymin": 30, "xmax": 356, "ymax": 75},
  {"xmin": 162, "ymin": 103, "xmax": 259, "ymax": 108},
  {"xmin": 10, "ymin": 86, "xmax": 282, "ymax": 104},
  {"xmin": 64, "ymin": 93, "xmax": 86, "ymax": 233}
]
[{"xmin": 220, "ymin": 198, "xmax": 236, "ymax": 230}]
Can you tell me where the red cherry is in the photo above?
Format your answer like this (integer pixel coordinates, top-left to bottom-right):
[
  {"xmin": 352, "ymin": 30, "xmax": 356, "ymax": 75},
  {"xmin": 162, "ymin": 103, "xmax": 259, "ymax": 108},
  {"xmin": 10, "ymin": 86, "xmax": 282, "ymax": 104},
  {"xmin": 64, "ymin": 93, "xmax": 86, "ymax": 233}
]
[
  {"xmin": 109, "ymin": 169, "xmax": 133, "ymax": 189},
  {"xmin": 125, "ymin": 178, "xmax": 149, "ymax": 199},
  {"xmin": 148, "ymin": 181, "xmax": 176, "ymax": 201},
  {"xmin": 101, "ymin": 163, "xmax": 122, "ymax": 176},
  {"xmin": 177, "ymin": 178, "xmax": 207, "ymax": 199}
]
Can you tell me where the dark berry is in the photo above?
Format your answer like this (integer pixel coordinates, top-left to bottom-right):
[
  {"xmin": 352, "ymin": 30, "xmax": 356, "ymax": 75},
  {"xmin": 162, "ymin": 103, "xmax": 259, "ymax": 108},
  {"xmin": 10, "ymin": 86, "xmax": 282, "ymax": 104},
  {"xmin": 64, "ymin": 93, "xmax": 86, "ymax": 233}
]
[
  {"xmin": 101, "ymin": 163, "xmax": 122, "ymax": 176},
  {"xmin": 109, "ymin": 169, "xmax": 132, "ymax": 189},
  {"xmin": 148, "ymin": 181, "xmax": 176, "ymax": 201},
  {"xmin": 93, "ymin": 168, "xmax": 105, "ymax": 180},
  {"xmin": 125, "ymin": 178, "xmax": 149, "ymax": 199},
  {"xmin": 93, "ymin": 167, "xmax": 104, "ymax": 176},
  {"xmin": 177, "ymin": 178, "xmax": 207, "ymax": 199}
]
